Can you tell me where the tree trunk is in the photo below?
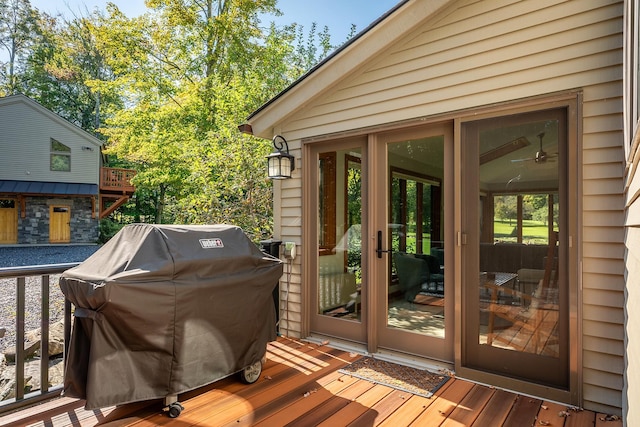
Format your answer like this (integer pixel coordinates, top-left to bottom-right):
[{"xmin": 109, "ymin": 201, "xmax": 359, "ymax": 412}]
[{"xmin": 156, "ymin": 185, "xmax": 166, "ymax": 224}]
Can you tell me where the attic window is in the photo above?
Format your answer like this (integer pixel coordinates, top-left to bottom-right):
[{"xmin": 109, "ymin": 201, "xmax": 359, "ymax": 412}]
[{"xmin": 50, "ymin": 138, "xmax": 71, "ymax": 172}]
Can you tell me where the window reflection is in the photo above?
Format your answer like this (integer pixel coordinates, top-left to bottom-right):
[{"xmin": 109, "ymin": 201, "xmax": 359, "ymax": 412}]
[{"xmin": 317, "ymin": 149, "xmax": 362, "ymax": 321}]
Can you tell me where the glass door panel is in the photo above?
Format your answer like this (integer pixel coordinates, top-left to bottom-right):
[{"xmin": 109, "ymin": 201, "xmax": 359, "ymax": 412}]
[
  {"xmin": 311, "ymin": 140, "xmax": 366, "ymax": 343},
  {"xmin": 376, "ymin": 125, "xmax": 452, "ymax": 361},
  {"xmin": 388, "ymin": 165, "xmax": 444, "ymax": 338},
  {"xmin": 463, "ymin": 109, "xmax": 569, "ymax": 388}
]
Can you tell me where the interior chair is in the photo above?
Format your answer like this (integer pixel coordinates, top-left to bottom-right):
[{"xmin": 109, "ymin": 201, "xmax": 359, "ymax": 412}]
[
  {"xmin": 432, "ymin": 247, "xmax": 445, "ymax": 266},
  {"xmin": 415, "ymin": 253, "xmax": 444, "ymax": 296},
  {"xmin": 393, "ymin": 252, "xmax": 429, "ymax": 302},
  {"xmin": 484, "ymin": 231, "xmax": 559, "ymax": 356}
]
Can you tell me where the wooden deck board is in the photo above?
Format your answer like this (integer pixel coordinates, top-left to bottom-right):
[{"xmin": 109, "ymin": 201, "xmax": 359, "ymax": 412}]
[
  {"xmin": 284, "ymin": 377, "xmax": 376, "ymax": 426},
  {"xmin": 377, "ymin": 374, "xmax": 455, "ymax": 426},
  {"xmin": 253, "ymin": 373, "xmax": 358, "ymax": 426},
  {"xmin": 470, "ymin": 389, "xmax": 518, "ymax": 427},
  {"xmin": 409, "ymin": 379, "xmax": 475, "ymax": 426},
  {"xmin": 441, "ymin": 384, "xmax": 495, "ymax": 426},
  {"xmin": 503, "ymin": 395, "xmax": 543, "ymax": 427},
  {"xmin": 316, "ymin": 384, "xmax": 393, "ymax": 426},
  {"xmin": 537, "ymin": 401, "xmax": 571, "ymax": 427},
  {"xmin": 347, "ymin": 389, "xmax": 413, "ymax": 426},
  {"xmin": 133, "ymin": 343, "xmax": 354, "ymax": 427},
  {"xmin": 0, "ymin": 337, "xmax": 610, "ymax": 427},
  {"xmin": 594, "ymin": 412, "xmax": 623, "ymax": 427},
  {"xmin": 376, "ymin": 393, "xmax": 435, "ymax": 426}
]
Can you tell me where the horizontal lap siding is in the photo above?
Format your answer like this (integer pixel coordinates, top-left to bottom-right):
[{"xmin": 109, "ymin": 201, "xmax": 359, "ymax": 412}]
[
  {"xmin": 275, "ymin": 0, "xmax": 624, "ymax": 413},
  {"xmin": 624, "ymin": 35, "xmax": 640, "ymax": 418},
  {"xmin": 0, "ymin": 101, "xmax": 100, "ymax": 184},
  {"xmin": 287, "ymin": 1, "xmax": 623, "ymax": 135},
  {"xmin": 276, "ymin": 167, "xmax": 303, "ymax": 338},
  {"xmin": 582, "ymin": 75, "xmax": 624, "ymax": 413}
]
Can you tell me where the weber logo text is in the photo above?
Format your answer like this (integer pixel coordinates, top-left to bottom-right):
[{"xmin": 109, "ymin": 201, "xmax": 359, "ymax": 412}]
[{"xmin": 200, "ymin": 238, "xmax": 224, "ymax": 249}]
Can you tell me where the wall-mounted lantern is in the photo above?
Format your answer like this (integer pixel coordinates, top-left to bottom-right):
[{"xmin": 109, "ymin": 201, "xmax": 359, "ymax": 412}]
[{"xmin": 267, "ymin": 135, "xmax": 295, "ymax": 179}]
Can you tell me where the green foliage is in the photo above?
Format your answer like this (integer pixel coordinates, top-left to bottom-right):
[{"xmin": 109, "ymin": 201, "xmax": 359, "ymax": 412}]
[
  {"xmin": 494, "ymin": 195, "xmax": 517, "ymax": 223},
  {"xmin": 90, "ymin": 0, "xmax": 337, "ymax": 240},
  {"xmin": 0, "ymin": 0, "xmax": 39, "ymax": 95},
  {"xmin": 99, "ymin": 218, "xmax": 125, "ymax": 243},
  {"xmin": 2, "ymin": 0, "xmax": 347, "ymax": 242}
]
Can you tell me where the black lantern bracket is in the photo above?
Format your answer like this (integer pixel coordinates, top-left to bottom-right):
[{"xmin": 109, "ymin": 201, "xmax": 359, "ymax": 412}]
[{"xmin": 267, "ymin": 135, "xmax": 295, "ymax": 179}]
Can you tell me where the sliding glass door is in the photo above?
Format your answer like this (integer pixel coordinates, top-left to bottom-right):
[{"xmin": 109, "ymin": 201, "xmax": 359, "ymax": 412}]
[{"xmin": 461, "ymin": 108, "xmax": 571, "ymax": 389}]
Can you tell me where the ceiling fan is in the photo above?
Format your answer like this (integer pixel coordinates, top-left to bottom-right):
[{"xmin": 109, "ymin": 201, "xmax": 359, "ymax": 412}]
[{"xmin": 511, "ymin": 132, "xmax": 557, "ymax": 164}]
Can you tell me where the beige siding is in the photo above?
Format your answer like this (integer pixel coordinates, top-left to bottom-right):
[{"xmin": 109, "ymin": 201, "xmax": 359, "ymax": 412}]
[
  {"xmin": 0, "ymin": 97, "xmax": 101, "ymax": 185},
  {"xmin": 275, "ymin": 163, "xmax": 303, "ymax": 337},
  {"xmin": 267, "ymin": 0, "xmax": 625, "ymax": 414},
  {"xmin": 283, "ymin": 0, "xmax": 623, "ymax": 137}
]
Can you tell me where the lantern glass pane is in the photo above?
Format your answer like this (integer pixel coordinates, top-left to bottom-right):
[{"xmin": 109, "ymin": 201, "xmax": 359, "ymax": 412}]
[
  {"xmin": 280, "ymin": 157, "xmax": 291, "ymax": 176},
  {"xmin": 268, "ymin": 156, "xmax": 281, "ymax": 178}
]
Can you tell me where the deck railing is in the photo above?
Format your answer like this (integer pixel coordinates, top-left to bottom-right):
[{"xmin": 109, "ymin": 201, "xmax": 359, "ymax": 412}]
[
  {"xmin": 100, "ymin": 167, "xmax": 136, "ymax": 193},
  {"xmin": 0, "ymin": 263, "xmax": 78, "ymax": 414}
]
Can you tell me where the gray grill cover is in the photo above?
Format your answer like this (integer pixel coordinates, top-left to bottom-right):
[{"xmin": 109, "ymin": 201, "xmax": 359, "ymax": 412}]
[{"xmin": 59, "ymin": 224, "xmax": 283, "ymax": 409}]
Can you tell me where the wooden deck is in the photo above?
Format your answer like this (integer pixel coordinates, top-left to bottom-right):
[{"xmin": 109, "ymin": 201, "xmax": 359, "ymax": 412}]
[
  {"xmin": 99, "ymin": 167, "xmax": 136, "ymax": 219},
  {"xmin": 0, "ymin": 337, "xmax": 621, "ymax": 427}
]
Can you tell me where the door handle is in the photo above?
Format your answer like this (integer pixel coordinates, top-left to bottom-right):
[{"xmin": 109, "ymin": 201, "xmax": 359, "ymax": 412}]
[{"xmin": 376, "ymin": 230, "xmax": 392, "ymax": 259}]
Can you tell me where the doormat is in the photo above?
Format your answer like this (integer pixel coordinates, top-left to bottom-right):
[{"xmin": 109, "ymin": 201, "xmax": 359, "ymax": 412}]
[{"xmin": 338, "ymin": 357, "xmax": 450, "ymax": 398}]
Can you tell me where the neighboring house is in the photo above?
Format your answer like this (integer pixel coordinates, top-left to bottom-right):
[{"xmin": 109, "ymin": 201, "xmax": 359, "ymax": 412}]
[
  {"xmin": 0, "ymin": 94, "xmax": 134, "ymax": 245},
  {"xmin": 241, "ymin": 0, "xmax": 639, "ymax": 423}
]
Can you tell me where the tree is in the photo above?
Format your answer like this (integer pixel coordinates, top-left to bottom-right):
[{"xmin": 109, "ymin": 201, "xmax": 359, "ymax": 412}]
[
  {"xmin": 0, "ymin": 0, "xmax": 38, "ymax": 95},
  {"xmin": 93, "ymin": 0, "xmax": 300, "ymax": 238},
  {"xmin": 7, "ymin": 0, "xmax": 345, "ymax": 240},
  {"xmin": 20, "ymin": 8, "xmax": 121, "ymax": 132},
  {"xmin": 495, "ymin": 195, "xmax": 517, "ymax": 225}
]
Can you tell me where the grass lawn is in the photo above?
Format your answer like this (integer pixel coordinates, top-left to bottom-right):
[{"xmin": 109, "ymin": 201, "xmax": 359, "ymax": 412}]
[
  {"xmin": 392, "ymin": 219, "xmax": 552, "ymax": 249},
  {"xmin": 494, "ymin": 219, "xmax": 552, "ymax": 244},
  {"xmin": 392, "ymin": 232, "xmax": 431, "ymax": 254}
]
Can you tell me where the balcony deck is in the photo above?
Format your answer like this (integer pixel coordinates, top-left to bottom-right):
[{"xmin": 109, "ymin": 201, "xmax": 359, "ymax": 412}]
[
  {"xmin": 0, "ymin": 336, "xmax": 618, "ymax": 427},
  {"xmin": 99, "ymin": 167, "xmax": 136, "ymax": 218},
  {"xmin": 99, "ymin": 168, "xmax": 136, "ymax": 194}
]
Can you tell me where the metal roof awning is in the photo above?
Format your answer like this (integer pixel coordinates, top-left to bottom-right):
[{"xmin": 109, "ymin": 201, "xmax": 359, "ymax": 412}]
[{"xmin": 0, "ymin": 180, "xmax": 98, "ymax": 196}]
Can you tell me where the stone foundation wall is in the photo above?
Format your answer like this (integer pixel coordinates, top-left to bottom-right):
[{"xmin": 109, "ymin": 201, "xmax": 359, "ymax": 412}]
[{"xmin": 18, "ymin": 196, "xmax": 98, "ymax": 244}]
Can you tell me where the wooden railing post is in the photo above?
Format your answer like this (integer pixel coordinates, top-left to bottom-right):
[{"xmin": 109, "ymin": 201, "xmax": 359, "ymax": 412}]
[{"xmin": 15, "ymin": 277, "xmax": 25, "ymax": 400}]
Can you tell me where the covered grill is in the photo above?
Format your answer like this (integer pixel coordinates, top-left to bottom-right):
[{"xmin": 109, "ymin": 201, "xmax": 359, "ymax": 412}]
[{"xmin": 59, "ymin": 224, "xmax": 283, "ymax": 413}]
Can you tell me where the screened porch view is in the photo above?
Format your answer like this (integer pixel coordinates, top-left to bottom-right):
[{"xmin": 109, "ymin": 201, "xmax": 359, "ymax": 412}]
[{"xmin": 474, "ymin": 120, "xmax": 562, "ymax": 360}]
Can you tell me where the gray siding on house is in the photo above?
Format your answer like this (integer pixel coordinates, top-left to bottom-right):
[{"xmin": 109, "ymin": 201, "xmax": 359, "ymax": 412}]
[
  {"xmin": 0, "ymin": 97, "xmax": 101, "ymax": 185},
  {"xmin": 264, "ymin": 0, "xmax": 625, "ymax": 414}
]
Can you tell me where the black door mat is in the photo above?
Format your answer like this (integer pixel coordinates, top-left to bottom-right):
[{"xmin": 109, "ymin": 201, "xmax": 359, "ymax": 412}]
[{"xmin": 339, "ymin": 357, "xmax": 450, "ymax": 398}]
